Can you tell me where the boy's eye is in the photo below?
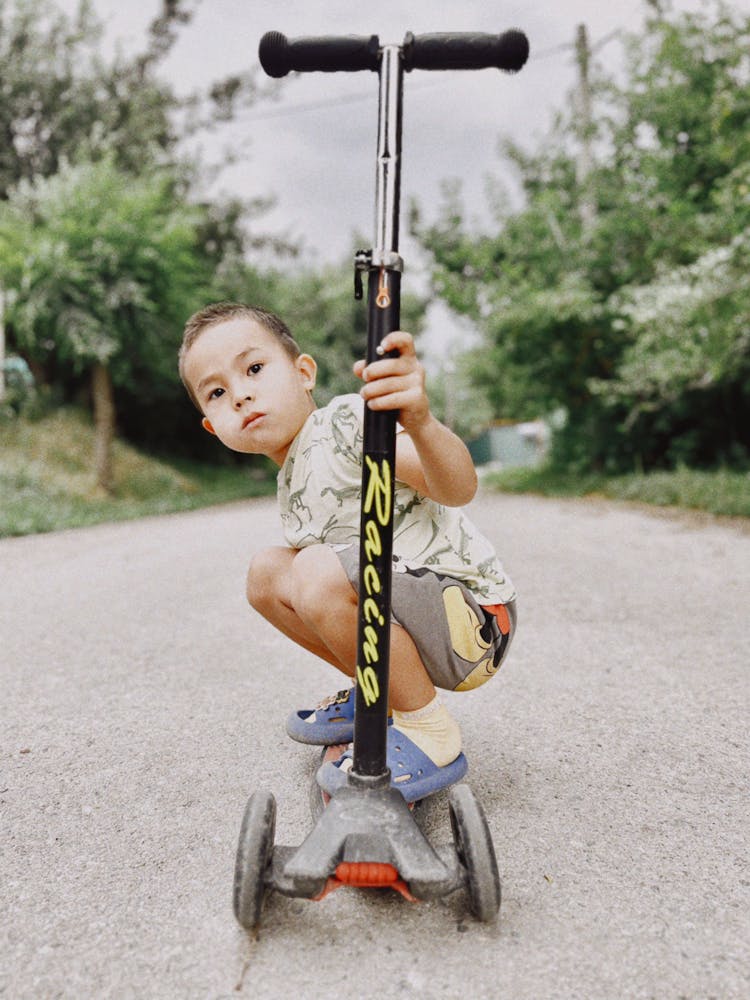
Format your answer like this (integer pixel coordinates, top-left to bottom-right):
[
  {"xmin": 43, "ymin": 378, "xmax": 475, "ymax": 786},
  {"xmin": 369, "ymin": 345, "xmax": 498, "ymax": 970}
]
[
  {"xmin": 208, "ymin": 387, "xmax": 224, "ymax": 400},
  {"xmin": 248, "ymin": 362, "xmax": 263, "ymax": 375}
]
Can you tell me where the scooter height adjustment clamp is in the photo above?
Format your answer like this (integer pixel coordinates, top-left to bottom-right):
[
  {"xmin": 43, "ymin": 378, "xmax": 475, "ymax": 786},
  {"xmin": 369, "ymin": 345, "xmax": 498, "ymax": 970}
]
[
  {"xmin": 370, "ymin": 250, "xmax": 404, "ymax": 272},
  {"xmin": 353, "ymin": 249, "xmax": 404, "ymax": 301}
]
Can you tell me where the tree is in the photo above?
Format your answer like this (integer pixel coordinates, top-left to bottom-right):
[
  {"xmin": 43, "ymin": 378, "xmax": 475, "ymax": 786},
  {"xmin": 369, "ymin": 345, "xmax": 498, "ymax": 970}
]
[
  {"xmin": 0, "ymin": 158, "xmax": 211, "ymax": 492},
  {"xmin": 590, "ymin": 222, "xmax": 750, "ymax": 466},
  {"xmin": 414, "ymin": 155, "xmax": 615, "ymax": 466},
  {"xmin": 0, "ymin": 0, "xmax": 287, "ymax": 466},
  {"xmin": 585, "ymin": 1, "xmax": 750, "ymax": 466},
  {"xmin": 0, "ymin": 0, "xmax": 178, "ymax": 195},
  {"xmin": 416, "ymin": 2, "xmax": 750, "ymax": 471},
  {"xmin": 0, "ymin": 0, "xmax": 266, "ymax": 191}
]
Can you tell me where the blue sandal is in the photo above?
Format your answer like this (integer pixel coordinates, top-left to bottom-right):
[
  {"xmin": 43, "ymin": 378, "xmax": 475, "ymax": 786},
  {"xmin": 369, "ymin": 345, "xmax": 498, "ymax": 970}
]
[
  {"xmin": 286, "ymin": 688, "xmax": 356, "ymax": 745},
  {"xmin": 316, "ymin": 727, "xmax": 468, "ymax": 804}
]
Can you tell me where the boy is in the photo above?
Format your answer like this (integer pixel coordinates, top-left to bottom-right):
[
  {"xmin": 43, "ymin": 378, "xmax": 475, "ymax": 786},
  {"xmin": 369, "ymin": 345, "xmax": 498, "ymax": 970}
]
[{"xmin": 179, "ymin": 301, "xmax": 516, "ymax": 802}]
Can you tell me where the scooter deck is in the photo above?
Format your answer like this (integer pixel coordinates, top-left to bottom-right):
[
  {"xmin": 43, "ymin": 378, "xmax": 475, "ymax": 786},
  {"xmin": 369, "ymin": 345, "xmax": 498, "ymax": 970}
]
[{"xmin": 310, "ymin": 744, "xmax": 463, "ymax": 816}]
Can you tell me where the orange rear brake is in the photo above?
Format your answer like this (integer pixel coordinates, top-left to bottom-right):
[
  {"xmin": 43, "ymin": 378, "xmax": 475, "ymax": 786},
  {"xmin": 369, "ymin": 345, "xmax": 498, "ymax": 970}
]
[{"xmin": 312, "ymin": 861, "xmax": 417, "ymax": 902}]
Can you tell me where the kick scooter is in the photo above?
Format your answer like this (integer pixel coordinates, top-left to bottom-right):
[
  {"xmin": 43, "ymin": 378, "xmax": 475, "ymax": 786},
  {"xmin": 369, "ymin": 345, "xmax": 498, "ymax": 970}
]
[{"xmin": 234, "ymin": 26, "xmax": 529, "ymax": 929}]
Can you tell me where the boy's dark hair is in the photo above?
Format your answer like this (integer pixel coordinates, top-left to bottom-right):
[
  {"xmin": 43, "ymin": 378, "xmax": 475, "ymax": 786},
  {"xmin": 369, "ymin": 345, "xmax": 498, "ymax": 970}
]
[{"xmin": 179, "ymin": 301, "xmax": 301, "ymax": 412}]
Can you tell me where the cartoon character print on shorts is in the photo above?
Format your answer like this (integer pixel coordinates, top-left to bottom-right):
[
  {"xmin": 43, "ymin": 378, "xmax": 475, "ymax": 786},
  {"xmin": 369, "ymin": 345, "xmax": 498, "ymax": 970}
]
[
  {"xmin": 388, "ymin": 562, "xmax": 516, "ymax": 692},
  {"xmin": 442, "ymin": 586, "xmax": 513, "ymax": 691}
]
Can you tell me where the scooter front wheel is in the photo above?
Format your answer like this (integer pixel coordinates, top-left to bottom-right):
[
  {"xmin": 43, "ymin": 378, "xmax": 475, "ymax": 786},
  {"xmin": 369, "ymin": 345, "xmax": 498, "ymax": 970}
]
[
  {"xmin": 233, "ymin": 789, "xmax": 276, "ymax": 929},
  {"xmin": 448, "ymin": 783, "xmax": 501, "ymax": 922}
]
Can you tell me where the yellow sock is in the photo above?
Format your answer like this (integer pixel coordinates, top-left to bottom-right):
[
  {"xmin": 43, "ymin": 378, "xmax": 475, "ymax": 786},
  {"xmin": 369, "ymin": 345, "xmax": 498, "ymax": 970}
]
[{"xmin": 391, "ymin": 694, "xmax": 462, "ymax": 767}]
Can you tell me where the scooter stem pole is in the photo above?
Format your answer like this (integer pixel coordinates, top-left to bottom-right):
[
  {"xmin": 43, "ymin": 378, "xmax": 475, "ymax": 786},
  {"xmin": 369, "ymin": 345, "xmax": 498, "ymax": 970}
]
[
  {"xmin": 352, "ymin": 45, "xmax": 403, "ymax": 778},
  {"xmin": 374, "ymin": 45, "xmax": 403, "ymax": 258}
]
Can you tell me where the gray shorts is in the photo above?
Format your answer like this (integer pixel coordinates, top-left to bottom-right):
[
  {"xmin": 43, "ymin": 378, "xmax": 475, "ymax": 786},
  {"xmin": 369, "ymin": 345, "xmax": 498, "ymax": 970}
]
[{"xmin": 334, "ymin": 543, "xmax": 516, "ymax": 691}]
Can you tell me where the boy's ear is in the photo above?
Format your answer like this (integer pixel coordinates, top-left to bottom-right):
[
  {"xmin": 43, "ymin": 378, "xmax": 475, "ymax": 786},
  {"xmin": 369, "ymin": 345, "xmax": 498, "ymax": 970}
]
[
  {"xmin": 297, "ymin": 353, "xmax": 317, "ymax": 390},
  {"xmin": 201, "ymin": 417, "xmax": 217, "ymax": 436}
]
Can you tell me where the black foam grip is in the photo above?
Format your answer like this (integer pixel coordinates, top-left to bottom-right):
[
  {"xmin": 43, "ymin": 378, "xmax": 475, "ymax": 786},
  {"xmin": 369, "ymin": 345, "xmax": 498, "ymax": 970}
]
[
  {"xmin": 402, "ymin": 30, "xmax": 529, "ymax": 73},
  {"xmin": 259, "ymin": 31, "xmax": 380, "ymax": 77}
]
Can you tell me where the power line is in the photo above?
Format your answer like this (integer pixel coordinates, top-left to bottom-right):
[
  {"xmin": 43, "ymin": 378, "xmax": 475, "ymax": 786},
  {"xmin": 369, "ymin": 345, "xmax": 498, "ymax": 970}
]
[
  {"xmin": 531, "ymin": 40, "xmax": 574, "ymax": 59},
  {"xmin": 591, "ymin": 27, "xmax": 624, "ymax": 53},
  {"xmin": 234, "ymin": 87, "xmax": 378, "ymax": 123}
]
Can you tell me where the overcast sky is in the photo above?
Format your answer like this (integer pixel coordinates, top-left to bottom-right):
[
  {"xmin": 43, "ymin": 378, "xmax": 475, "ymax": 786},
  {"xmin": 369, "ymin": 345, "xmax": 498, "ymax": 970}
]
[{"xmin": 55, "ymin": 0, "xmax": 750, "ymax": 352}]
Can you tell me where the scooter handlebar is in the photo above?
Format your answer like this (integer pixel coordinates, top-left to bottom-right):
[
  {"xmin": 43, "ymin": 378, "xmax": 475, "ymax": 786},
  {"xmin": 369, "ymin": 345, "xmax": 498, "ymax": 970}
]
[
  {"xmin": 258, "ymin": 29, "xmax": 529, "ymax": 78},
  {"xmin": 403, "ymin": 30, "xmax": 529, "ymax": 73},
  {"xmin": 259, "ymin": 31, "xmax": 380, "ymax": 77}
]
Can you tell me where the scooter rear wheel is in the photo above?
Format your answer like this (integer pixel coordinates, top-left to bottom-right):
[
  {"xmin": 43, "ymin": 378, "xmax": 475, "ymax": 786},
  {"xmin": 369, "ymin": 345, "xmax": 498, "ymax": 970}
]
[
  {"xmin": 233, "ymin": 789, "xmax": 276, "ymax": 929},
  {"xmin": 309, "ymin": 768, "xmax": 327, "ymax": 822},
  {"xmin": 309, "ymin": 745, "xmax": 350, "ymax": 821},
  {"xmin": 448, "ymin": 784, "xmax": 501, "ymax": 922}
]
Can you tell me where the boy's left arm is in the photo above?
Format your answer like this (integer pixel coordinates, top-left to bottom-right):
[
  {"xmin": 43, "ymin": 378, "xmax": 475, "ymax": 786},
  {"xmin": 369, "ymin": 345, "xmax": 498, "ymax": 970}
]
[{"xmin": 354, "ymin": 330, "xmax": 477, "ymax": 507}]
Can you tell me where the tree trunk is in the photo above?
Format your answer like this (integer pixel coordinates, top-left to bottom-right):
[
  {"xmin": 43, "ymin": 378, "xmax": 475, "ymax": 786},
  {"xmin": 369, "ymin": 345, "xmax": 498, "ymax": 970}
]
[{"xmin": 92, "ymin": 362, "xmax": 115, "ymax": 495}]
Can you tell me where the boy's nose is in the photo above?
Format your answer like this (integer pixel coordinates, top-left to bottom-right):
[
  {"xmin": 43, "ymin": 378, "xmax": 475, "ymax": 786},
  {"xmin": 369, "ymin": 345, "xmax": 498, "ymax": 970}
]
[{"xmin": 232, "ymin": 382, "xmax": 254, "ymax": 406}]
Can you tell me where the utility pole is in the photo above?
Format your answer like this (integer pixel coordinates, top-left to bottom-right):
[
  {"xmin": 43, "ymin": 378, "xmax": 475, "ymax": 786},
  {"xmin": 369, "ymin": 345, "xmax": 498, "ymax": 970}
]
[
  {"xmin": 0, "ymin": 289, "xmax": 5, "ymax": 404},
  {"xmin": 575, "ymin": 24, "xmax": 596, "ymax": 236}
]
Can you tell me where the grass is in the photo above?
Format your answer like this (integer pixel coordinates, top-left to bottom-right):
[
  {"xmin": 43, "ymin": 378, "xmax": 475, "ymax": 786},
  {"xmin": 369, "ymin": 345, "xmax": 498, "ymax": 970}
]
[
  {"xmin": 4, "ymin": 408, "xmax": 748, "ymax": 537},
  {"xmin": 0, "ymin": 407, "xmax": 276, "ymax": 537},
  {"xmin": 485, "ymin": 464, "xmax": 750, "ymax": 519}
]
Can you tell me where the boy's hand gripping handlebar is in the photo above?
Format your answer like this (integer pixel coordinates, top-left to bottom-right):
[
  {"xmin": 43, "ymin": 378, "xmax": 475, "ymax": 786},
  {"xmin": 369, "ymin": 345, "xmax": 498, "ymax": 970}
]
[{"xmin": 259, "ymin": 29, "xmax": 529, "ymax": 77}]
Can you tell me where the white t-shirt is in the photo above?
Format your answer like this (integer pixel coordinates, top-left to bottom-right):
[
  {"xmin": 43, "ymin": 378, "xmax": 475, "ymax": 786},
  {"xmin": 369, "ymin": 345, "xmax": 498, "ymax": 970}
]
[{"xmin": 277, "ymin": 394, "xmax": 515, "ymax": 604}]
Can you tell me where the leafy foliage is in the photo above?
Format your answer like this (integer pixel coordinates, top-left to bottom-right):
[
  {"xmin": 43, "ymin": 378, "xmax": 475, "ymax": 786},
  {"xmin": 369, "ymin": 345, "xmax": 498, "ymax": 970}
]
[
  {"xmin": 0, "ymin": 0, "xmax": 268, "ymax": 189},
  {"xmin": 417, "ymin": 2, "xmax": 750, "ymax": 471},
  {"xmin": 0, "ymin": 156, "xmax": 220, "ymax": 477},
  {"xmin": 0, "ymin": 0, "xmax": 290, "ymax": 464},
  {"xmin": 0, "ymin": 0, "xmax": 179, "ymax": 193},
  {"xmin": 0, "ymin": 157, "xmax": 210, "ymax": 381}
]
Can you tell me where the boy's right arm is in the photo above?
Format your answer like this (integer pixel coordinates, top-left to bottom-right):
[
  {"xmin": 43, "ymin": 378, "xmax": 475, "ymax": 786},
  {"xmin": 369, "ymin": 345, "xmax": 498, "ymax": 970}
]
[{"xmin": 395, "ymin": 420, "xmax": 477, "ymax": 507}]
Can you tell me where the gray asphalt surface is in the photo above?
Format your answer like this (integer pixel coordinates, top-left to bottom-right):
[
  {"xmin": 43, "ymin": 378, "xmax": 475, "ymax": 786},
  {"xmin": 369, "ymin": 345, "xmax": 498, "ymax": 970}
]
[{"xmin": 1, "ymin": 491, "xmax": 748, "ymax": 1000}]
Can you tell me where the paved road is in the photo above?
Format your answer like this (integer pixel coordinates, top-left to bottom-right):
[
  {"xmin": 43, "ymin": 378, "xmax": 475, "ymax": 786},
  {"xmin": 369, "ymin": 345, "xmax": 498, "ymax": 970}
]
[{"xmin": 1, "ymin": 492, "xmax": 748, "ymax": 1000}]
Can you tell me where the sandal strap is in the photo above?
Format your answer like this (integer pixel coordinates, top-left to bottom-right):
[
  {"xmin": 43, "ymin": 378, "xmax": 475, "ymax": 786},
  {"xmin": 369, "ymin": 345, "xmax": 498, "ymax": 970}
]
[{"xmin": 315, "ymin": 688, "xmax": 352, "ymax": 711}]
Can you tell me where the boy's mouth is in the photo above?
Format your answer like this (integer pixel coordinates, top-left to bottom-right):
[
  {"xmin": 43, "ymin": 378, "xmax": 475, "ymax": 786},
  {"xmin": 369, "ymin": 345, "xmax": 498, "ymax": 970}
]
[{"xmin": 242, "ymin": 412, "xmax": 265, "ymax": 430}]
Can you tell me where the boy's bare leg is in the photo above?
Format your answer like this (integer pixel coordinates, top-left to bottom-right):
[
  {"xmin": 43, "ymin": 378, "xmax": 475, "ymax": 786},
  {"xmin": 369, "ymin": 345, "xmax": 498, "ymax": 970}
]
[
  {"xmin": 247, "ymin": 545, "xmax": 435, "ymax": 712},
  {"xmin": 246, "ymin": 546, "xmax": 352, "ymax": 675},
  {"xmin": 249, "ymin": 545, "xmax": 461, "ymax": 767}
]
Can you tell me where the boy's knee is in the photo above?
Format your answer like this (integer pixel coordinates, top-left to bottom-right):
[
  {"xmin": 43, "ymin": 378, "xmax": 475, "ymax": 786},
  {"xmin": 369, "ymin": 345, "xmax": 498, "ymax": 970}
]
[
  {"xmin": 246, "ymin": 546, "xmax": 288, "ymax": 611},
  {"xmin": 290, "ymin": 545, "xmax": 354, "ymax": 621}
]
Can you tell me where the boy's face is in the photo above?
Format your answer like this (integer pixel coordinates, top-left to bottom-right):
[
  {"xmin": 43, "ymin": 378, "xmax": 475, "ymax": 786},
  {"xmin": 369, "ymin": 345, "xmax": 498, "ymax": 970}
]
[{"xmin": 183, "ymin": 318, "xmax": 317, "ymax": 466}]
